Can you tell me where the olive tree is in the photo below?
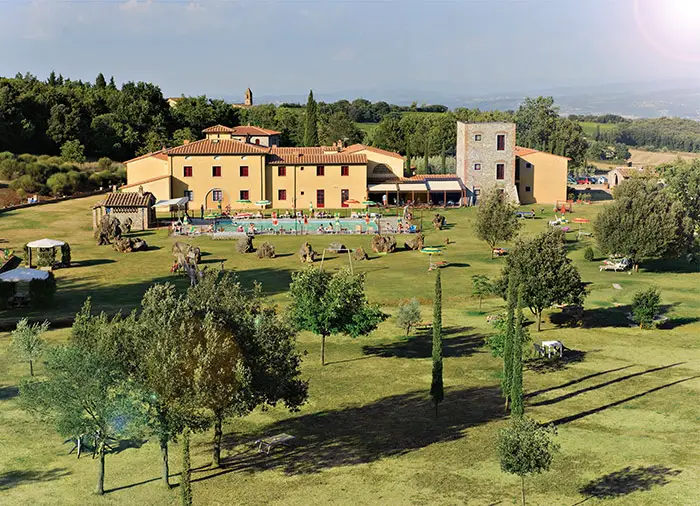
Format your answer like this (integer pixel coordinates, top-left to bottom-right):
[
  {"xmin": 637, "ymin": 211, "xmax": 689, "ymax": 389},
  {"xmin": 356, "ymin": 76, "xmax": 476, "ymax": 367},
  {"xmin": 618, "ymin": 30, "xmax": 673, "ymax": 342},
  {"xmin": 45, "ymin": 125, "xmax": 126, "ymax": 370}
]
[
  {"xmin": 396, "ymin": 298, "xmax": 421, "ymax": 337},
  {"xmin": 11, "ymin": 318, "xmax": 49, "ymax": 376},
  {"xmin": 475, "ymin": 188, "xmax": 521, "ymax": 258}
]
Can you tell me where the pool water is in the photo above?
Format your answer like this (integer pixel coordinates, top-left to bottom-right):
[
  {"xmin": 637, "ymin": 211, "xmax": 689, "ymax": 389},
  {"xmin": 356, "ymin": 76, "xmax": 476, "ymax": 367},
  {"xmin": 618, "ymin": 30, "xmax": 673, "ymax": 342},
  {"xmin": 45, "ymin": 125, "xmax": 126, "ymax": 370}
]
[{"xmin": 214, "ymin": 218, "xmax": 381, "ymax": 234}]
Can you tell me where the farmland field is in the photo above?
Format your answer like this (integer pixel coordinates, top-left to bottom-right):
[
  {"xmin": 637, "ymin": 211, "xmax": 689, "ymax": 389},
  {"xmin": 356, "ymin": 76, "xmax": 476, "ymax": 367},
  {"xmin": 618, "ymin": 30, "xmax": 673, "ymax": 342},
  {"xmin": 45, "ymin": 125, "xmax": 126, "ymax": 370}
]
[{"xmin": 0, "ymin": 196, "xmax": 698, "ymax": 505}]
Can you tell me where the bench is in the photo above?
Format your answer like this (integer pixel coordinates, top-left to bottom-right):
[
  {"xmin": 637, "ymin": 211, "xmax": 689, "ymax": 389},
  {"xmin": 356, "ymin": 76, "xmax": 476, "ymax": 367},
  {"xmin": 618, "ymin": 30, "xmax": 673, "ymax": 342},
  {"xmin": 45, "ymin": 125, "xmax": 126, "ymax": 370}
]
[{"xmin": 255, "ymin": 433, "xmax": 295, "ymax": 454}]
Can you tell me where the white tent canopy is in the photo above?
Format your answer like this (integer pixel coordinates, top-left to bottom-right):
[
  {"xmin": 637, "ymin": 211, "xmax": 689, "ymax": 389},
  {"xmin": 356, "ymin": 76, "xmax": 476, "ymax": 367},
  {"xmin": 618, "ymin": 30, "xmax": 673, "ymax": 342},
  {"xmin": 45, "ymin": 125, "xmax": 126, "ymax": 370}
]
[
  {"xmin": 0, "ymin": 268, "xmax": 49, "ymax": 282},
  {"xmin": 26, "ymin": 238, "xmax": 65, "ymax": 249},
  {"xmin": 426, "ymin": 180, "xmax": 464, "ymax": 192},
  {"xmin": 154, "ymin": 197, "xmax": 190, "ymax": 208}
]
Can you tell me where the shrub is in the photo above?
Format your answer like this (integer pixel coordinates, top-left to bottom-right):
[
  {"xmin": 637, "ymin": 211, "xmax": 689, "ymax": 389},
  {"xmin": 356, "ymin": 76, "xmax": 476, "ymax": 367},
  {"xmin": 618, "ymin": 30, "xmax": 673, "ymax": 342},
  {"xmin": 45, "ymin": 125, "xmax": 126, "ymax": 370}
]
[
  {"xmin": 487, "ymin": 314, "xmax": 531, "ymax": 358},
  {"xmin": 0, "ymin": 281, "xmax": 16, "ymax": 309},
  {"xmin": 60, "ymin": 140, "xmax": 86, "ymax": 163},
  {"xmin": 97, "ymin": 157, "xmax": 113, "ymax": 171},
  {"xmin": 61, "ymin": 243, "xmax": 71, "ymax": 266},
  {"xmin": 29, "ymin": 273, "xmax": 56, "ymax": 307},
  {"xmin": 36, "ymin": 248, "xmax": 56, "ymax": 267},
  {"xmin": 583, "ymin": 247, "xmax": 595, "ymax": 262},
  {"xmin": 632, "ymin": 287, "xmax": 661, "ymax": 329}
]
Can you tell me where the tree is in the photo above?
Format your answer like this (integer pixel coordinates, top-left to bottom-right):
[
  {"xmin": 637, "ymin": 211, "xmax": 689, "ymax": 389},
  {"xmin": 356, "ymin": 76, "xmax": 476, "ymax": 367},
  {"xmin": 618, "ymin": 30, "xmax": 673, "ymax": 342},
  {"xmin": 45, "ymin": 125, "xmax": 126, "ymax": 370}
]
[
  {"xmin": 11, "ymin": 318, "xmax": 49, "ymax": 376},
  {"xmin": 499, "ymin": 228, "xmax": 586, "ymax": 331},
  {"xmin": 303, "ymin": 90, "xmax": 319, "ymax": 146},
  {"xmin": 95, "ymin": 73, "xmax": 107, "ymax": 89},
  {"xmin": 288, "ymin": 267, "xmax": 386, "ymax": 365},
  {"xmin": 471, "ymin": 274, "xmax": 492, "ymax": 311},
  {"xmin": 60, "ymin": 139, "xmax": 86, "ymax": 163},
  {"xmin": 594, "ymin": 178, "xmax": 695, "ymax": 266},
  {"xmin": 475, "ymin": 188, "xmax": 521, "ymax": 258},
  {"xmin": 430, "ymin": 271, "xmax": 444, "ymax": 416},
  {"xmin": 180, "ymin": 427, "xmax": 192, "ymax": 506},
  {"xmin": 440, "ymin": 143, "xmax": 447, "ymax": 174},
  {"xmin": 497, "ymin": 416, "xmax": 559, "ymax": 506},
  {"xmin": 632, "ymin": 287, "xmax": 661, "ymax": 329},
  {"xmin": 396, "ymin": 298, "xmax": 421, "ymax": 337},
  {"xmin": 20, "ymin": 344, "xmax": 144, "ymax": 495},
  {"xmin": 660, "ymin": 158, "xmax": 700, "ymax": 225},
  {"xmin": 501, "ymin": 276, "xmax": 516, "ymax": 409},
  {"xmin": 318, "ymin": 111, "xmax": 363, "ymax": 146},
  {"xmin": 510, "ymin": 286, "xmax": 526, "ymax": 418},
  {"xmin": 373, "ymin": 112, "xmax": 404, "ymax": 153}
]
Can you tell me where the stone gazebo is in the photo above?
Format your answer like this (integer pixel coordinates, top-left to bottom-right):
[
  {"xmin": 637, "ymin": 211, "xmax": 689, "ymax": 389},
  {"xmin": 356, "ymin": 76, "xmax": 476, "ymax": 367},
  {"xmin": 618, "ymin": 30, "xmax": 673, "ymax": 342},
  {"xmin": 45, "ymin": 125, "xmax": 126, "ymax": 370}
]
[{"xmin": 93, "ymin": 187, "xmax": 156, "ymax": 231}]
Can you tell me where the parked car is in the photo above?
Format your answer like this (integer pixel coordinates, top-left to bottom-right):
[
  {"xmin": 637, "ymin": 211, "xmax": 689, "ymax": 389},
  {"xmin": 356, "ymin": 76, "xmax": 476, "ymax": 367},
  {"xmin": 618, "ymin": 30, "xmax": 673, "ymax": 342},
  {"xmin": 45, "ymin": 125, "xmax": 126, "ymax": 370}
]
[
  {"xmin": 597, "ymin": 175, "xmax": 608, "ymax": 184},
  {"xmin": 588, "ymin": 176, "xmax": 598, "ymax": 184},
  {"xmin": 576, "ymin": 177, "xmax": 591, "ymax": 184},
  {"xmin": 567, "ymin": 176, "xmax": 577, "ymax": 185}
]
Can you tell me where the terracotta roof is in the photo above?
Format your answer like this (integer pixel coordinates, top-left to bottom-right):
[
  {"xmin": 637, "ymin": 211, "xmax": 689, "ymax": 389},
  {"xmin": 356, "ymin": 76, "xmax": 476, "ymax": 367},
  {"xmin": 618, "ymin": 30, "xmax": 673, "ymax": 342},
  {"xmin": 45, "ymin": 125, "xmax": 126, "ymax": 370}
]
[
  {"xmin": 102, "ymin": 192, "xmax": 154, "ymax": 207},
  {"xmin": 167, "ymin": 138, "xmax": 270, "ymax": 156},
  {"xmin": 515, "ymin": 145, "xmax": 571, "ymax": 160},
  {"xmin": 613, "ymin": 166, "xmax": 646, "ymax": 178},
  {"xmin": 120, "ymin": 175, "xmax": 170, "ymax": 189},
  {"xmin": 123, "ymin": 149, "xmax": 168, "ymax": 164},
  {"xmin": 402, "ymin": 174, "xmax": 462, "ymax": 181},
  {"xmin": 343, "ymin": 144, "xmax": 404, "ymax": 160},
  {"xmin": 270, "ymin": 146, "xmax": 325, "ymax": 154},
  {"xmin": 267, "ymin": 149, "xmax": 366, "ymax": 165},
  {"xmin": 231, "ymin": 125, "xmax": 281, "ymax": 136},
  {"xmin": 202, "ymin": 125, "xmax": 235, "ymax": 134}
]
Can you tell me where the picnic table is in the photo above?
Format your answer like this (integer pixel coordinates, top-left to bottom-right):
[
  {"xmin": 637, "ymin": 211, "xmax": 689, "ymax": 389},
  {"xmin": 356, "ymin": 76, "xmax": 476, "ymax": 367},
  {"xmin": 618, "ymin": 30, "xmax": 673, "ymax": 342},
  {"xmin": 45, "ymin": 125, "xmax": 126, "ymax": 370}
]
[{"xmin": 255, "ymin": 433, "xmax": 295, "ymax": 454}]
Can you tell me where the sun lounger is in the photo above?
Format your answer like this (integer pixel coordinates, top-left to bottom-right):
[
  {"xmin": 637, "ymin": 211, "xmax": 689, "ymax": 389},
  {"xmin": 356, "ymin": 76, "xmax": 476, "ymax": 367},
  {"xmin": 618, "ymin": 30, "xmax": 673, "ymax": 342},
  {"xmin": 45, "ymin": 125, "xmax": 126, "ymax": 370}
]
[
  {"xmin": 599, "ymin": 258, "xmax": 631, "ymax": 272},
  {"xmin": 255, "ymin": 433, "xmax": 295, "ymax": 454}
]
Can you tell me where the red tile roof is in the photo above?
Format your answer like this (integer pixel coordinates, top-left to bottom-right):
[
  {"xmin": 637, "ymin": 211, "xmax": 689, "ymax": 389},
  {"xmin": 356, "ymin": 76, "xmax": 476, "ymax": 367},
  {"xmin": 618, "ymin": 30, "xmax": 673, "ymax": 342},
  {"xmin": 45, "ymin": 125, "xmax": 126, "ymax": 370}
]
[
  {"xmin": 101, "ymin": 192, "xmax": 155, "ymax": 207},
  {"xmin": 120, "ymin": 175, "xmax": 171, "ymax": 189},
  {"xmin": 515, "ymin": 145, "xmax": 571, "ymax": 160},
  {"xmin": 167, "ymin": 138, "xmax": 270, "ymax": 156},
  {"xmin": 123, "ymin": 149, "xmax": 168, "ymax": 164},
  {"xmin": 270, "ymin": 146, "xmax": 325, "ymax": 154},
  {"xmin": 267, "ymin": 147, "xmax": 366, "ymax": 165},
  {"xmin": 343, "ymin": 144, "xmax": 404, "ymax": 160},
  {"xmin": 231, "ymin": 125, "xmax": 281, "ymax": 136},
  {"xmin": 202, "ymin": 125, "xmax": 235, "ymax": 134},
  {"xmin": 402, "ymin": 174, "xmax": 462, "ymax": 181}
]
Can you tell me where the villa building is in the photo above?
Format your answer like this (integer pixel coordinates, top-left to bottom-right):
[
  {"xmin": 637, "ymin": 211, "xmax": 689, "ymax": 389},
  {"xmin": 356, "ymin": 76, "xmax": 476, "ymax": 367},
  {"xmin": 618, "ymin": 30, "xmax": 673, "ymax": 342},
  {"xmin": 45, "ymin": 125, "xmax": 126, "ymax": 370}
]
[
  {"xmin": 123, "ymin": 125, "xmax": 415, "ymax": 211},
  {"xmin": 456, "ymin": 121, "xmax": 569, "ymax": 205}
]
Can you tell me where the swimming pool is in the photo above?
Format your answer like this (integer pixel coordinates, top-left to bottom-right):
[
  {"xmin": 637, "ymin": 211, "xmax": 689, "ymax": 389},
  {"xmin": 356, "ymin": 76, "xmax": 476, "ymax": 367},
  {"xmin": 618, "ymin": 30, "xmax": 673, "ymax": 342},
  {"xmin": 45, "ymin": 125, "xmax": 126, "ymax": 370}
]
[{"xmin": 214, "ymin": 217, "xmax": 383, "ymax": 234}]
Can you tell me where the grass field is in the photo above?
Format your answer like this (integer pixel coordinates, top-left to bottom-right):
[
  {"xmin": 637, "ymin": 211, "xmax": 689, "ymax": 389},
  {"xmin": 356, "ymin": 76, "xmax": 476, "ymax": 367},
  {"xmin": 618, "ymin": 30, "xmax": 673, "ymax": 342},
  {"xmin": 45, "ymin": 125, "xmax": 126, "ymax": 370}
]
[
  {"xmin": 1, "ymin": 197, "xmax": 699, "ymax": 505},
  {"xmin": 579, "ymin": 122, "xmax": 620, "ymax": 138}
]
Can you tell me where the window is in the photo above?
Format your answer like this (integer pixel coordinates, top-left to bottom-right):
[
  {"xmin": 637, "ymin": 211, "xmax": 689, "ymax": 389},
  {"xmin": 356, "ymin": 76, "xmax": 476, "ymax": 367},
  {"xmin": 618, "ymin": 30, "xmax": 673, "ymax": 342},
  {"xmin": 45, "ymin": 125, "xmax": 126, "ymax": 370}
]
[
  {"xmin": 212, "ymin": 190, "xmax": 223, "ymax": 202},
  {"xmin": 212, "ymin": 166, "xmax": 222, "ymax": 177},
  {"xmin": 278, "ymin": 189, "xmax": 287, "ymax": 201},
  {"xmin": 515, "ymin": 166, "xmax": 520, "ymax": 180},
  {"xmin": 474, "ymin": 163, "xmax": 481, "ymax": 171},
  {"xmin": 240, "ymin": 166, "xmax": 249, "ymax": 177},
  {"xmin": 316, "ymin": 189, "xmax": 325, "ymax": 208},
  {"xmin": 316, "ymin": 166, "xmax": 325, "ymax": 176},
  {"xmin": 497, "ymin": 134, "xmax": 506, "ymax": 151},
  {"xmin": 239, "ymin": 190, "xmax": 249, "ymax": 200},
  {"xmin": 341, "ymin": 189, "xmax": 349, "ymax": 207},
  {"xmin": 183, "ymin": 166, "xmax": 193, "ymax": 177},
  {"xmin": 184, "ymin": 190, "xmax": 193, "ymax": 201},
  {"xmin": 278, "ymin": 166, "xmax": 286, "ymax": 177},
  {"xmin": 255, "ymin": 139, "xmax": 260, "ymax": 145},
  {"xmin": 525, "ymin": 186, "xmax": 531, "ymax": 192},
  {"xmin": 341, "ymin": 165, "xmax": 349, "ymax": 176},
  {"xmin": 496, "ymin": 163, "xmax": 505, "ymax": 180},
  {"xmin": 474, "ymin": 134, "xmax": 482, "ymax": 141},
  {"xmin": 526, "ymin": 162, "xmax": 532, "ymax": 169}
]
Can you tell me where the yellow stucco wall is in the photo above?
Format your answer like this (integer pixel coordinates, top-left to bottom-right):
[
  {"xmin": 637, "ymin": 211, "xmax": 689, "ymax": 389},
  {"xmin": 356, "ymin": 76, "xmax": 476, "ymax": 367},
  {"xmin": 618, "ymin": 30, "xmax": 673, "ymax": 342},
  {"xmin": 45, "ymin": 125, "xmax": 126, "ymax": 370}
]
[
  {"xmin": 121, "ymin": 177, "xmax": 171, "ymax": 202},
  {"xmin": 125, "ymin": 156, "xmax": 168, "ymax": 187},
  {"xmin": 268, "ymin": 164, "xmax": 367, "ymax": 210},
  {"xmin": 516, "ymin": 152, "xmax": 568, "ymax": 204},
  {"xmin": 356, "ymin": 149, "xmax": 404, "ymax": 180},
  {"xmin": 169, "ymin": 154, "xmax": 267, "ymax": 210}
]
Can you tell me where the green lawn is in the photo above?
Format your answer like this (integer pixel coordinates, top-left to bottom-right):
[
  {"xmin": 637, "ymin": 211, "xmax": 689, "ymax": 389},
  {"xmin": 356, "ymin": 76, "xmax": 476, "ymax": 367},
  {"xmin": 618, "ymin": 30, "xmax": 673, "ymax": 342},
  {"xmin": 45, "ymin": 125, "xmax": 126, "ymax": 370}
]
[
  {"xmin": 0, "ymin": 197, "xmax": 698, "ymax": 505},
  {"xmin": 356, "ymin": 122, "xmax": 379, "ymax": 144},
  {"xmin": 579, "ymin": 121, "xmax": 620, "ymax": 139}
]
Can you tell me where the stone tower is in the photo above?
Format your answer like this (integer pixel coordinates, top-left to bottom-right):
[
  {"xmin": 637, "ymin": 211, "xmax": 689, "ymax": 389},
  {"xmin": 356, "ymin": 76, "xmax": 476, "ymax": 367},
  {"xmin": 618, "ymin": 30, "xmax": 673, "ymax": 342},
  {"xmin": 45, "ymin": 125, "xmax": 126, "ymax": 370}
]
[{"xmin": 244, "ymin": 88, "xmax": 253, "ymax": 106}]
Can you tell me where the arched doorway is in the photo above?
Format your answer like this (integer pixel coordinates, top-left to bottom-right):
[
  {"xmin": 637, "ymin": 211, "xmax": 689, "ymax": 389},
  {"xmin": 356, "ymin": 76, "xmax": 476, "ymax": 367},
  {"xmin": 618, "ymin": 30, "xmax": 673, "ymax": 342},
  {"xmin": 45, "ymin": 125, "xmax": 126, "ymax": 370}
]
[{"xmin": 204, "ymin": 188, "xmax": 226, "ymax": 211}]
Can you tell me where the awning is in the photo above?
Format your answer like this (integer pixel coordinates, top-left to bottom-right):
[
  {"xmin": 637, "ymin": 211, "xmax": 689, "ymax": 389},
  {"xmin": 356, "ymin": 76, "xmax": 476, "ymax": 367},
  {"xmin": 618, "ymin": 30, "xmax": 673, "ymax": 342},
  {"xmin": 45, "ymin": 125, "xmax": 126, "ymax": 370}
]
[
  {"xmin": 154, "ymin": 197, "xmax": 190, "ymax": 208},
  {"xmin": 26, "ymin": 238, "xmax": 65, "ymax": 249},
  {"xmin": 368, "ymin": 183, "xmax": 399, "ymax": 192},
  {"xmin": 426, "ymin": 180, "xmax": 464, "ymax": 192},
  {"xmin": 398, "ymin": 182, "xmax": 428, "ymax": 192},
  {"xmin": 0, "ymin": 268, "xmax": 49, "ymax": 282}
]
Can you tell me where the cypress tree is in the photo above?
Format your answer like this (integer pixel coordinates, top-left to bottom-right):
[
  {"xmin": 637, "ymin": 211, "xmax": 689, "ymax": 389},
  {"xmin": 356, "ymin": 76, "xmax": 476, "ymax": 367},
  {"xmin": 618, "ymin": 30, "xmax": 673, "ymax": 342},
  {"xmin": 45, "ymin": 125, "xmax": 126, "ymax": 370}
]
[
  {"xmin": 502, "ymin": 275, "xmax": 517, "ymax": 410},
  {"xmin": 108, "ymin": 76, "xmax": 116, "ymax": 90},
  {"xmin": 180, "ymin": 427, "xmax": 192, "ymax": 506},
  {"xmin": 430, "ymin": 270, "xmax": 444, "ymax": 417},
  {"xmin": 510, "ymin": 285, "xmax": 525, "ymax": 418},
  {"xmin": 424, "ymin": 145, "xmax": 430, "ymax": 174},
  {"xmin": 440, "ymin": 142, "xmax": 447, "ymax": 174},
  {"xmin": 95, "ymin": 73, "xmax": 106, "ymax": 89},
  {"xmin": 48, "ymin": 71, "xmax": 57, "ymax": 87},
  {"xmin": 304, "ymin": 90, "xmax": 319, "ymax": 147},
  {"xmin": 405, "ymin": 149, "xmax": 412, "ymax": 176}
]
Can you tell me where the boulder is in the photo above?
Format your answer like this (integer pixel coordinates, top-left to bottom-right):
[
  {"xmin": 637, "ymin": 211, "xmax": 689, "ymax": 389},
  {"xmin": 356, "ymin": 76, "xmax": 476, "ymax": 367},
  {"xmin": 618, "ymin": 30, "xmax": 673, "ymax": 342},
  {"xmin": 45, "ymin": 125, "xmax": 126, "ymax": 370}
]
[
  {"xmin": 298, "ymin": 242, "xmax": 316, "ymax": 263},
  {"xmin": 329, "ymin": 242, "xmax": 347, "ymax": 252},
  {"xmin": 352, "ymin": 247, "xmax": 368, "ymax": 261},
  {"xmin": 404, "ymin": 233, "xmax": 425, "ymax": 251},
  {"xmin": 237, "ymin": 236, "xmax": 254, "ymax": 254},
  {"xmin": 370, "ymin": 234, "xmax": 396, "ymax": 253},
  {"xmin": 113, "ymin": 237, "xmax": 134, "ymax": 253},
  {"xmin": 95, "ymin": 215, "xmax": 122, "ymax": 245},
  {"xmin": 132, "ymin": 238, "xmax": 149, "ymax": 252},
  {"xmin": 257, "ymin": 242, "xmax": 276, "ymax": 259}
]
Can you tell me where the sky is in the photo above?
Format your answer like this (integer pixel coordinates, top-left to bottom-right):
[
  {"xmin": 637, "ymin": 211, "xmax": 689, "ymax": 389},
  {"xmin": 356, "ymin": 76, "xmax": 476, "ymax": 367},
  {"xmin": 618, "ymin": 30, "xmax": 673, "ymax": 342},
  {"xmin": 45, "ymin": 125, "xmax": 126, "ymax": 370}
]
[{"xmin": 1, "ymin": 0, "xmax": 699, "ymax": 101}]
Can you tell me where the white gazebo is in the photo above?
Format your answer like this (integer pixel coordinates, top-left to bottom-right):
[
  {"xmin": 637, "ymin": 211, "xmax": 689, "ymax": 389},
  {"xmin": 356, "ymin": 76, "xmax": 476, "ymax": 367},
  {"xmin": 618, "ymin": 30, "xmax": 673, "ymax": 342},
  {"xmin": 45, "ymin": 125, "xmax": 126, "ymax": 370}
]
[{"xmin": 25, "ymin": 238, "xmax": 65, "ymax": 268}]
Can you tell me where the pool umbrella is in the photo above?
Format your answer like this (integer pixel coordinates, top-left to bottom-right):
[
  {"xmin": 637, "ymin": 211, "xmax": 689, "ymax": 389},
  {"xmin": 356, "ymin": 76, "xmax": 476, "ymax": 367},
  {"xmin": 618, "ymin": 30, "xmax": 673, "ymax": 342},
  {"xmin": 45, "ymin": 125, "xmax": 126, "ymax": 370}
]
[
  {"xmin": 573, "ymin": 217, "xmax": 590, "ymax": 237},
  {"xmin": 362, "ymin": 201, "xmax": 377, "ymax": 206},
  {"xmin": 255, "ymin": 200, "xmax": 271, "ymax": 206},
  {"xmin": 236, "ymin": 199, "xmax": 251, "ymax": 212},
  {"xmin": 344, "ymin": 199, "xmax": 360, "ymax": 205}
]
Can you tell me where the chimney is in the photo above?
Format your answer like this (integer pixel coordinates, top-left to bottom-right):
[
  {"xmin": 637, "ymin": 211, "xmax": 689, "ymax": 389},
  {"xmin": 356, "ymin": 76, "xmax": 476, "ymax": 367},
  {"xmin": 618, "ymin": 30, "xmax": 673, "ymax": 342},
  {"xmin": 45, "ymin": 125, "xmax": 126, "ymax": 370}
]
[
  {"xmin": 138, "ymin": 185, "xmax": 144, "ymax": 196},
  {"xmin": 183, "ymin": 139, "xmax": 190, "ymax": 145}
]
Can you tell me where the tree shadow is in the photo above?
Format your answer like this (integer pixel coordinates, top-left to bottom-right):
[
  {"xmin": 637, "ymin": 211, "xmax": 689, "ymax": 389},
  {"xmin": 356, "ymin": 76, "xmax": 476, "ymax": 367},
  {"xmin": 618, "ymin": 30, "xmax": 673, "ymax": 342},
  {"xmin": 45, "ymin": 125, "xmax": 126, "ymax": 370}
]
[
  {"xmin": 582, "ymin": 304, "xmax": 677, "ymax": 329},
  {"xmin": 530, "ymin": 362, "xmax": 684, "ymax": 407},
  {"xmin": 362, "ymin": 328, "xmax": 484, "ymax": 358},
  {"xmin": 525, "ymin": 348, "xmax": 587, "ymax": 374},
  {"xmin": 71, "ymin": 259, "xmax": 117, "ymax": 268},
  {"xmin": 111, "ymin": 438, "xmax": 148, "ymax": 454},
  {"xmin": 0, "ymin": 385, "xmax": 19, "ymax": 400},
  {"xmin": 0, "ymin": 468, "xmax": 70, "ymax": 491},
  {"xmin": 525, "ymin": 365, "xmax": 633, "ymax": 399},
  {"xmin": 549, "ymin": 375, "xmax": 699, "ymax": 426},
  {"xmin": 446, "ymin": 262, "xmax": 470, "ymax": 268},
  {"xmin": 658, "ymin": 316, "xmax": 700, "ymax": 330},
  {"xmin": 210, "ymin": 386, "xmax": 504, "ymax": 478},
  {"xmin": 577, "ymin": 465, "xmax": 681, "ymax": 502},
  {"xmin": 640, "ymin": 257, "xmax": 699, "ymax": 274}
]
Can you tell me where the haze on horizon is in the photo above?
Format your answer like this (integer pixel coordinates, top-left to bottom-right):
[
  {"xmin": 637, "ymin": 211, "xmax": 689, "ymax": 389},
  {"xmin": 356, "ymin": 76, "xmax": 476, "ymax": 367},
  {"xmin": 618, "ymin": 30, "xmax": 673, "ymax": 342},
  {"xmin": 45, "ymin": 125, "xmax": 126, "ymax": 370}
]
[{"xmin": 1, "ymin": 0, "xmax": 699, "ymax": 102}]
